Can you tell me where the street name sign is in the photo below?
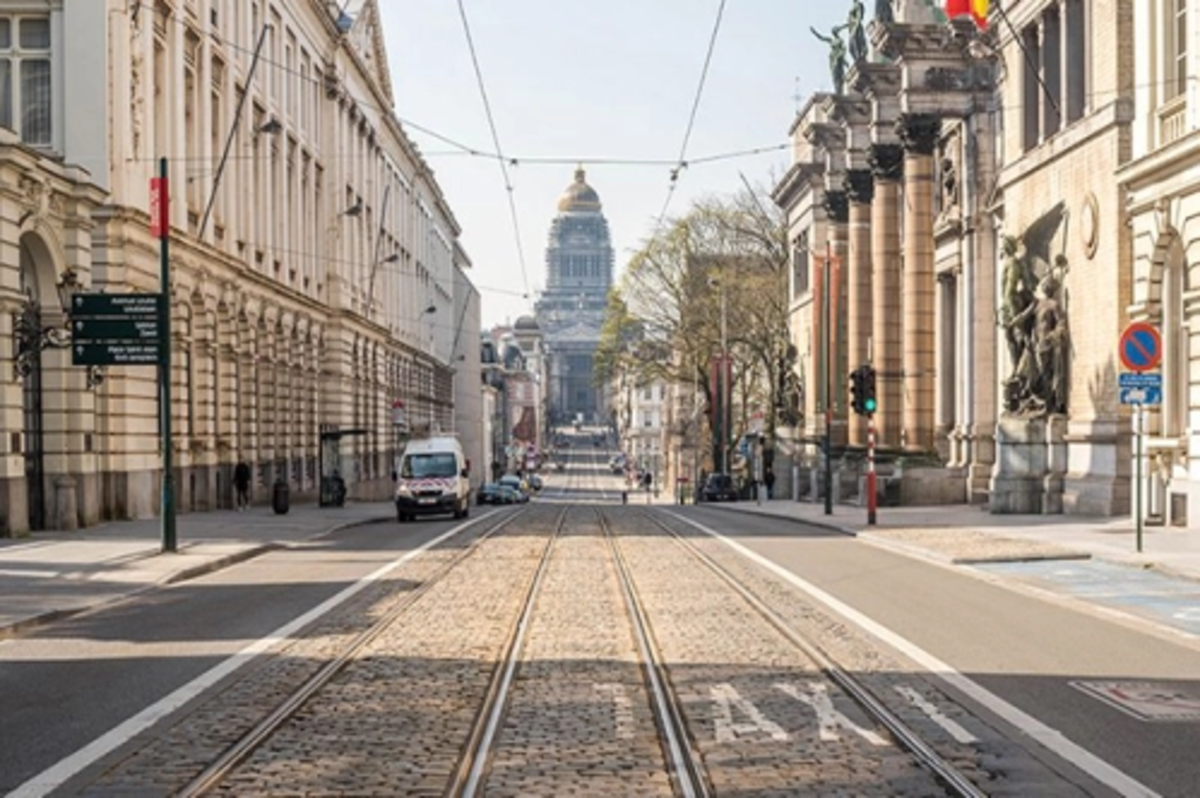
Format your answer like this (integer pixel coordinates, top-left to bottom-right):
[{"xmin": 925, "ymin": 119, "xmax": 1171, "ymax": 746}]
[{"xmin": 73, "ymin": 317, "xmax": 161, "ymax": 341}]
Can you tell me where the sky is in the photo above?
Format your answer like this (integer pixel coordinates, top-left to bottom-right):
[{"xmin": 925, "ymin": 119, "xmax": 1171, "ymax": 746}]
[{"xmin": 378, "ymin": 1, "xmax": 848, "ymax": 329}]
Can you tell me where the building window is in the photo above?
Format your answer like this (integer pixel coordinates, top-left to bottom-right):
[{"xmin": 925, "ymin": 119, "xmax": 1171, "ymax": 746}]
[
  {"xmin": 1022, "ymin": 23, "xmax": 1041, "ymax": 151},
  {"xmin": 0, "ymin": 16, "xmax": 51, "ymax": 146},
  {"xmin": 1021, "ymin": 2, "xmax": 1089, "ymax": 151},
  {"xmin": 1167, "ymin": 0, "xmax": 1188, "ymax": 101},
  {"xmin": 792, "ymin": 232, "xmax": 810, "ymax": 298}
]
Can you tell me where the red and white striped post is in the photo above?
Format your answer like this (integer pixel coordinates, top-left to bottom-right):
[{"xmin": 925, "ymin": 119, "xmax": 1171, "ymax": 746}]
[{"xmin": 866, "ymin": 415, "xmax": 877, "ymax": 525}]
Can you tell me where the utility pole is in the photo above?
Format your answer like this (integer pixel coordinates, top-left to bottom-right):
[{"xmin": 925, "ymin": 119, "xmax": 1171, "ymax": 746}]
[
  {"xmin": 823, "ymin": 242, "xmax": 833, "ymax": 516},
  {"xmin": 720, "ymin": 276, "xmax": 729, "ymax": 474}
]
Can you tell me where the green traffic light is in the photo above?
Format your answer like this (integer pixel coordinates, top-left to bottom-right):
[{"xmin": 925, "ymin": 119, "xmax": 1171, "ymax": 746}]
[{"xmin": 864, "ymin": 398, "xmax": 876, "ymax": 413}]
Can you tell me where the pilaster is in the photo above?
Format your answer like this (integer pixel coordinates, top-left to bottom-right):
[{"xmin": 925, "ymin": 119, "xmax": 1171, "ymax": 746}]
[
  {"xmin": 868, "ymin": 143, "xmax": 903, "ymax": 450},
  {"xmin": 845, "ymin": 169, "xmax": 874, "ymax": 448}
]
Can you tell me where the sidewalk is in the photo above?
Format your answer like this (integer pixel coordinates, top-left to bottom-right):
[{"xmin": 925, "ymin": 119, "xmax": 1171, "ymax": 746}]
[
  {"xmin": 695, "ymin": 494, "xmax": 1200, "ymax": 582},
  {"xmin": 0, "ymin": 502, "xmax": 394, "ymax": 637}
]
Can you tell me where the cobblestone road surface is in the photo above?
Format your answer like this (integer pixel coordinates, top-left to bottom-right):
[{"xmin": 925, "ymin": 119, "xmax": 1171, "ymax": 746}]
[{"xmin": 79, "ymin": 505, "xmax": 1100, "ymax": 796}]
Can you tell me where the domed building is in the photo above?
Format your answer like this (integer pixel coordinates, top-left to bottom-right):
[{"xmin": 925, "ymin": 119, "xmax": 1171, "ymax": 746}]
[{"xmin": 535, "ymin": 167, "xmax": 614, "ymax": 426}]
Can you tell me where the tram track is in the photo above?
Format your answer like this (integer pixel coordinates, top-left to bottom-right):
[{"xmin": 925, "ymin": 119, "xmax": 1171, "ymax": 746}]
[
  {"xmin": 176, "ymin": 506, "xmax": 541, "ymax": 797},
  {"xmin": 633, "ymin": 508, "xmax": 986, "ymax": 798}
]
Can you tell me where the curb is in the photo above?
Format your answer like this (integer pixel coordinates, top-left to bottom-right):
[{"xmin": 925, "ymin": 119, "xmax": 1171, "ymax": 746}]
[{"xmin": 0, "ymin": 513, "xmax": 395, "ymax": 640}]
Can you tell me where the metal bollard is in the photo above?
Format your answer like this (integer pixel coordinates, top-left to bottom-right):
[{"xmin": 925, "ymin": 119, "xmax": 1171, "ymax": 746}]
[{"xmin": 622, "ymin": 491, "xmax": 628, "ymax": 504}]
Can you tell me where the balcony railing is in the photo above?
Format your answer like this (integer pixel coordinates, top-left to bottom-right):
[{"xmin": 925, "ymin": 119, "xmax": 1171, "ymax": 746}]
[{"xmin": 1159, "ymin": 96, "xmax": 1188, "ymax": 147}]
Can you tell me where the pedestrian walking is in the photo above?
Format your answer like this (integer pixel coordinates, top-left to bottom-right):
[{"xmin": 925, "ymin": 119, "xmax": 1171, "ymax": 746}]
[{"xmin": 234, "ymin": 458, "xmax": 251, "ymax": 511}]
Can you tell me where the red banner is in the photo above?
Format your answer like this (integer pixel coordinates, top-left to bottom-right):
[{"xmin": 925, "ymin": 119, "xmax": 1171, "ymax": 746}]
[{"xmin": 149, "ymin": 177, "xmax": 168, "ymax": 238}]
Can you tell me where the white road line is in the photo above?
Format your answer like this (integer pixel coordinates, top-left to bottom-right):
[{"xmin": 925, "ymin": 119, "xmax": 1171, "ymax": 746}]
[
  {"xmin": 665, "ymin": 511, "xmax": 1160, "ymax": 798},
  {"xmin": 9, "ymin": 515, "xmax": 490, "ymax": 798},
  {"xmin": 894, "ymin": 685, "xmax": 979, "ymax": 745}
]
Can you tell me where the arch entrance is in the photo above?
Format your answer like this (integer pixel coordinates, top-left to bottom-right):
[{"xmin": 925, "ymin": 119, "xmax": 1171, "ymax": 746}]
[{"xmin": 13, "ymin": 233, "xmax": 61, "ymax": 531}]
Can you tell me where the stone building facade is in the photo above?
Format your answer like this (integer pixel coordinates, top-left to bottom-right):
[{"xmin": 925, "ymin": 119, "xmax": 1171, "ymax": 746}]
[
  {"xmin": 1122, "ymin": 0, "xmax": 1200, "ymax": 527},
  {"xmin": 775, "ymin": 0, "xmax": 1132, "ymax": 516},
  {"xmin": 0, "ymin": 0, "xmax": 473, "ymax": 534},
  {"xmin": 535, "ymin": 167, "xmax": 614, "ymax": 426}
]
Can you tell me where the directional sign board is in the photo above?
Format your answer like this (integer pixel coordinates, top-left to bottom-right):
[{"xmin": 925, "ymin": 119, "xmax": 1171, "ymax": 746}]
[
  {"xmin": 1119, "ymin": 322, "xmax": 1162, "ymax": 372},
  {"xmin": 72, "ymin": 293, "xmax": 162, "ymax": 318},
  {"xmin": 71, "ymin": 293, "xmax": 164, "ymax": 368},
  {"xmin": 1119, "ymin": 372, "xmax": 1162, "ymax": 405},
  {"xmin": 73, "ymin": 342, "xmax": 162, "ymax": 366}
]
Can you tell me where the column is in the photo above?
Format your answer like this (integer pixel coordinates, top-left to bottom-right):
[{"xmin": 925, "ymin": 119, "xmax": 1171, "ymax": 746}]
[
  {"xmin": 845, "ymin": 169, "xmax": 873, "ymax": 448},
  {"xmin": 898, "ymin": 113, "xmax": 940, "ymax": 454},
  {"xmin": 823, "ymin": 190, "xmax": 849, "ymax": 449},
  {"xmin": 868, "ymin": 143, "xmax": 903, "ymax": 450}
]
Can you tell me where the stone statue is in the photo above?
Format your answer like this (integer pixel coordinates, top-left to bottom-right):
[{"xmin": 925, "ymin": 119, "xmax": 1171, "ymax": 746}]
[
  {"xmin": 999, "ymin": 235, "xmax": 1070, "ymax": 415},
  {"xmin": 811, "ymin": 25, "xmax": 848, "ymax": 94},
  {"xmin": 874, "ymin": 0, "xmax": 895, "ymax": 24},
  {"xmin": 846, "ymin": 0, "xmax": 868, "ymax": 63}
]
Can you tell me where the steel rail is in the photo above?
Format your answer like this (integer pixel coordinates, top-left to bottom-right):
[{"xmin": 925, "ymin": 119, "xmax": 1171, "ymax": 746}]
[
  {"xmin": 178, "ymin": 508, "xmax": 532, "ymax": 797},
  {"xmin": 598, "ymin": 507, "xmax": 712, "ymax": 798},
  {"xmin": 450, "ymin": 505, "xmax": 571, "ymax": 797},
  {"xmin": 648, "ymin": 511, "xmax": 986, "ymax": 798}
]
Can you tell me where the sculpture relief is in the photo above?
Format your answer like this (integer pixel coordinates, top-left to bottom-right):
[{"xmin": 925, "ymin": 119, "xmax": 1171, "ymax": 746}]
[
  {"xmin": 874, "ymin": 0, "xmax": 895, "ymax": 24},
  {"xmin": 998, "ymin": 203, "xmax": 1071, "ymax": 416}
]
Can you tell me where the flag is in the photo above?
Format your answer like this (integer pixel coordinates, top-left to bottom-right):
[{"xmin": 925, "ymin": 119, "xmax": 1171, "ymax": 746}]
[{"xmin": 945, "ymin": 0, "xmax": 989, "ymax": 29}]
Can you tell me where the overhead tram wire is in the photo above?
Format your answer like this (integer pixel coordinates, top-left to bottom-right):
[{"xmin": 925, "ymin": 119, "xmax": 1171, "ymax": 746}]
[
  {"xmin": 654, "ymin": 0, "xmax": 729, "ymax": 234},
  {"xmin": 456, "ymin": 0, "xmax": 532, "ymax": 301}
]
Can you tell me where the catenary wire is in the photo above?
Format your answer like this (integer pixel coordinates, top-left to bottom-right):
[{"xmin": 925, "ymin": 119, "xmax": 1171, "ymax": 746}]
[
  {"xmin": 456, "ymin": 0, "xmax": 532, "ymax": 301},
  {"xmin": 652, "ymin": 0, "xmax": 728, "ymax": 234}
]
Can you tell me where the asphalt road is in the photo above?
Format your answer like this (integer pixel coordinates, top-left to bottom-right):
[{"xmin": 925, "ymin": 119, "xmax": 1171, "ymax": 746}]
[
  {"xmin": 0, "ymin": 518, "xmax": 467, "ymax": 795},
  {"xmin": 679, "ymin": 504, "xmax": 1200, "ymax": 797}
]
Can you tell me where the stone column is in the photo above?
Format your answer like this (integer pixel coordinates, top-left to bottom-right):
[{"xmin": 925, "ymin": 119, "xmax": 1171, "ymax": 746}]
[
  {"xmin": 845, "ymin": 169, "xmax": 874, "ymax": 448},
  {"xmin": 823, "ymin": 190, "xmax": 850, "ymax": 449},
  {"xmin": 868, "ymin": 143, "xmax": 903, "ymax": 450},
  {"xmin": 898, "ymin": 114, "xmax": 940, "ymax": 454}
]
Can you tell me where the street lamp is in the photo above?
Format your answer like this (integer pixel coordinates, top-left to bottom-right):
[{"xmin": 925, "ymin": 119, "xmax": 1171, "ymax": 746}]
[{"xmin": 13, "ymin": 266, "xmax": 103, "ymax": 388}]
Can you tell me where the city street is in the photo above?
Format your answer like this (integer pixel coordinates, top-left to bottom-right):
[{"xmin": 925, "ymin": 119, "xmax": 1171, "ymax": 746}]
[{"xmin": 0, "ymin": 431, "xmax": 1197, "ymax": 796}]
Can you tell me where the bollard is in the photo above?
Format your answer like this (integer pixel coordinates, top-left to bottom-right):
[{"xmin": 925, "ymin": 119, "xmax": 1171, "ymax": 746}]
[{"xmin": 622, "ymin": 491, "xmax": 628, "ymax": 505}]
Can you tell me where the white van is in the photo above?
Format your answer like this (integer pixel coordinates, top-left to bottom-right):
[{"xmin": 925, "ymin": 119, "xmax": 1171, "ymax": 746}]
[{"xmin": 394, "ymin": 436, "xmax": 471, "ymax": 521}]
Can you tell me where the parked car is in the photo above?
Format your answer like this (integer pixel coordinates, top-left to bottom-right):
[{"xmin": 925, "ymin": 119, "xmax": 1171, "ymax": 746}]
[
  {"xmin": 499, "ymin": 474, "xmax": 530, "ymax": 496},
  {"xmin": 701, "ymin": 473, "xmax": 739, "ymax": 503},
  {"xmin": 477, "ymin": 482, "xmax": 507, "ymax": 505},
  {"xmin": 500, "ymin": 485, "xmax": 529, "ymax": 504}
]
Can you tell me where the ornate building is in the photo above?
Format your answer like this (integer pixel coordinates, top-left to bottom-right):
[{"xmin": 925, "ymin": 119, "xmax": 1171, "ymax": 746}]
[
  {"xmin": 535, "ymin": 167, "xmax": 614, "ymax": 426},
  {"xmin": 774, "ymin": 0, "xmax": 1131, "ymax": 516},
  {"xmin": 0, "ymin": 0, "xmax": 474, "ymax": 534}
]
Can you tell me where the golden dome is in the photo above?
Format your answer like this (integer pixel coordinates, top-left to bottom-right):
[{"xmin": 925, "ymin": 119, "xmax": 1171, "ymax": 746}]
[{"xmin": 556, "ymin": 166, "xmax": 602, "ymax": 213}]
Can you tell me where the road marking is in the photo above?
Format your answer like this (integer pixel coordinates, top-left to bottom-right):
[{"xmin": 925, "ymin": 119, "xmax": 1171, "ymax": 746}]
[
  {"xmin": 665, "ymin": 511, "xmax": 1160, "ymax": 798},
  {"xmin": 894, "ymin": 685, "xmax": 979, "ymax": 744},
  {"xmin": 594, "ymin": 682, "xmax": 636, "ymax": 739},
  {"xmin": 776, "ymin": 682, "xmax": 888, "ymax": 746},
  {"xmin": 9, "ymin": 515, "xmax": 491, "ymax": 798},
  {"xmin": 710, "ymin": 682, "xmax": 789, "ymax": 742},
  {"xmin": 1072, "ymin": 681, "xmax": 1200, "ymax": 722}
]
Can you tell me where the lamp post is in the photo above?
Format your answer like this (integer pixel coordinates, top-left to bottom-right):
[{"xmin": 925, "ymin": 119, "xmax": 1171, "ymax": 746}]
[{"xmin": 13, "ymin": 266, "xmax": 104, "ymax": 389}]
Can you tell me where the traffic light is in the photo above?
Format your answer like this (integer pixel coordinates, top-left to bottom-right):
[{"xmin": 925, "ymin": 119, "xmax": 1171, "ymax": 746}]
[
  {"xmin": 849, "ymin": 365, "xmax": 878, "ymax": 416},
  {"xmin": 849, "ymin": 366, "xmax": 865, "ymax": 415},
  {"xmin": 862, "ymin": 365, "xmax": 877, "ymax": 415}
]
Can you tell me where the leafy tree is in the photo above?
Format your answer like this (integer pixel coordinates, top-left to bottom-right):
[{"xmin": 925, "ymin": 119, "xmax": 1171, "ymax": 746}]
[{"xmin": 601, "ymin": 185, "xmax": 794, "ymax": 469}]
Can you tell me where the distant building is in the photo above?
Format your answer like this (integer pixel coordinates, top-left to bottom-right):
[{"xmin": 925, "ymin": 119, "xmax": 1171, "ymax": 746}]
[{"xmin": 535, "ymin": 167, "xmax": 614, "ymax": 426}]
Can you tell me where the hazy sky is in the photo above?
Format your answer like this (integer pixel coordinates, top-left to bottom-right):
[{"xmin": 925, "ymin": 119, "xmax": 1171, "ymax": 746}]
[{"xmin": 378, "ymin": 1, "xmax": 847, "ymax": 329}]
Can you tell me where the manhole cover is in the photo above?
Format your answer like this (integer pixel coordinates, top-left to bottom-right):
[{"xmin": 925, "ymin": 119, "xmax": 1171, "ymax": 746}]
[{"xmin": 1071, "ymin": 680, "xmax": 1200, "ymax": 722}]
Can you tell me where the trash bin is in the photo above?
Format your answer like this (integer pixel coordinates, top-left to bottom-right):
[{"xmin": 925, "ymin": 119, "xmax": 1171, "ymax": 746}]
[{"xmin": 272, "ymin": 479, "xmax": 290, "ymax": 515}]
